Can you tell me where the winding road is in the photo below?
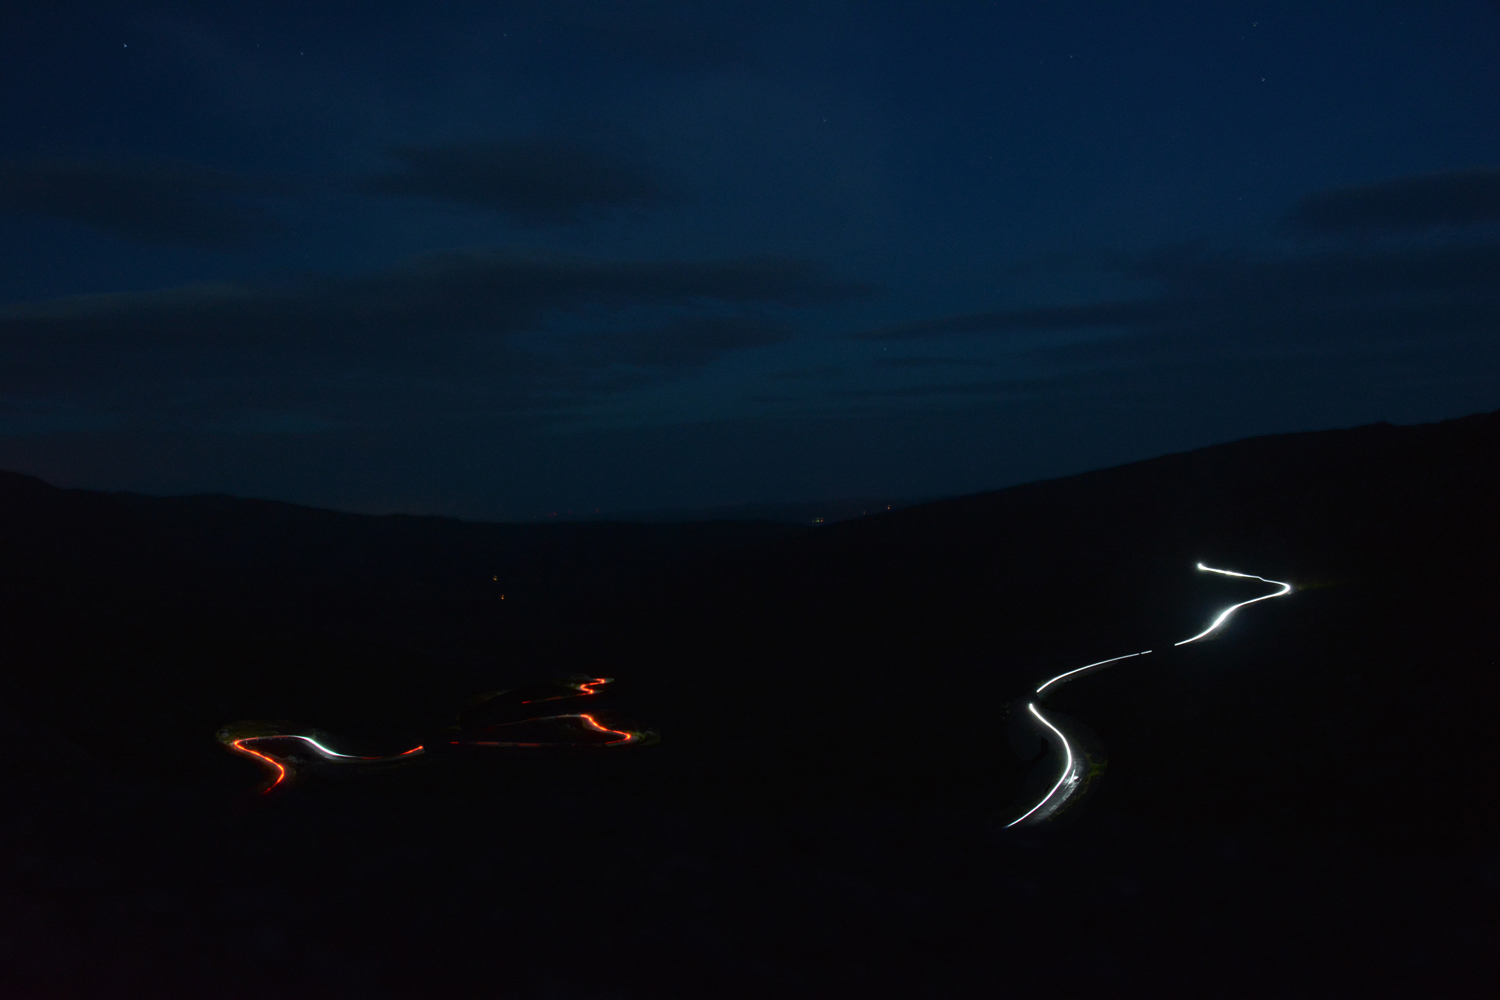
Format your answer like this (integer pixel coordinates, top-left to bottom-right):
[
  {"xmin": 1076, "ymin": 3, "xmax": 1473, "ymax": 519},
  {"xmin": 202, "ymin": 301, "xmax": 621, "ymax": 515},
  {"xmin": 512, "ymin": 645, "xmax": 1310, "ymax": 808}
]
[
  {"xmin": 222, "ymin": 564, "xmax": 1289, "ymax": 811},
  {"xmin": 219, "ymin": 677, "xmax": 651, "ymax": 795},
  {"xmin": 1005, "ymin": 563, "xmax": 1292, "ymax": 829}
]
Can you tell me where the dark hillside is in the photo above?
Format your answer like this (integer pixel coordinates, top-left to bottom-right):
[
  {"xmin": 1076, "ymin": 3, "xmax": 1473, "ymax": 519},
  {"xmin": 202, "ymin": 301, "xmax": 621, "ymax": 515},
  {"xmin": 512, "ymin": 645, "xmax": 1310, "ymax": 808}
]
[
  {"xmin": 0, "ymin": 475, "xmax": 802, "ymax": 773},
  {"xmin": 560, "ymin": 412, "xmax": 1500, "ymax": 835},
  {"xmin": 1, "ymin": 412, "xmax": 1497, "ymax": 998}
]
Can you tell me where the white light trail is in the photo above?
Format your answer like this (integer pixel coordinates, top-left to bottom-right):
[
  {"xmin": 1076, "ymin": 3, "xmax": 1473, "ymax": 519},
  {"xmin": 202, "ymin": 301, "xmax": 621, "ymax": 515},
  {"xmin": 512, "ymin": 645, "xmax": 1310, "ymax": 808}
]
[
  {"xmin": 1005, "ymin": 702, "xmax": 1076, "ymax": 828},
  {"xmin": 1006, "ymin": 562, "xmax": 1293, "ymax": 829},
  {"xmin": 1035, "ymin": 650, "xmax": 1151, "ymax": 696},
  {"xmin": 285, "ymin": 736, "xmax": 361, "ymax": 759},
  {"xmin": 253, "ymin": 734, "xmax": 424, "ymax": 762},
  {"xmin": 1173, "ymin": 563, "xmax": 1292, "ymax": 646}
]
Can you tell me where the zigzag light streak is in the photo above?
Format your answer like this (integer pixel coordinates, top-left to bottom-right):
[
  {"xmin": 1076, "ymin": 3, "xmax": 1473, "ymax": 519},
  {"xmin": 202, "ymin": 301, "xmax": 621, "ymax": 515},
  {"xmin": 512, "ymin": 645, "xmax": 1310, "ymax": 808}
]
[
  {"xmin": 1174, "ymin": 563, "xmax": 1293, "ymax": 646},
  {"xmin": 1007, "ymin": 562, "xmax": 1292, "ymax": 829}
]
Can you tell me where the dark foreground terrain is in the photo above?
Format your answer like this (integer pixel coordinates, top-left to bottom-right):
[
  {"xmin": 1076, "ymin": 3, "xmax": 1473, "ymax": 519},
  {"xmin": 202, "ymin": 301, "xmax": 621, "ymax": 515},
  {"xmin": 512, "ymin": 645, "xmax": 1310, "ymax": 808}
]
[{"xmin": 1, "ymin": 412, "xmax": 1497, "ymax": 998}]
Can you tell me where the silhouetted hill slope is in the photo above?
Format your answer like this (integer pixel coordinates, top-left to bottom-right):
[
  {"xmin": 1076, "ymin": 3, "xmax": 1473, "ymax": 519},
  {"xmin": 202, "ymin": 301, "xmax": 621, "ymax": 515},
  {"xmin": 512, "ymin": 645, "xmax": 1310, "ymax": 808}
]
[
  {"xmin": 576, "ymin": 495, "xmax": 918, "ymax": 525},
  {"xmin": 1, "ymin": 412, "xmax": 1497, "ymax": 998},
  {"xmin": 3, "ymin": 412, "xmax": 1498, "ymax": 811},
  {"xmin": 0, "ymin": 475, "xmax": 802, "ymax": 770},
  {"xmin": 628, "ymin": 408, "xmax": 1500, "ymax": 659},
  {"xmin": 0, "ymin": 469, "xmax": 805, "ymax": 629},
  {"xmin": 506, "ymin": 412, "xmax": 1493, "ymax": 861}
]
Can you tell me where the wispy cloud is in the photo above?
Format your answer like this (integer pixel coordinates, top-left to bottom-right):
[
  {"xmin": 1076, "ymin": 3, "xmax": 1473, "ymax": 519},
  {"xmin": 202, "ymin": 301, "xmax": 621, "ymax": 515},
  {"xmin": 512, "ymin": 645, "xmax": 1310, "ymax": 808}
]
[
  {"xmin": 837, "ymin": 171, "xmax": 1500, "ymax": 410},
  {"xmin": 857, "ymin": 301, "xmax": 1176, "ymax": 341},
  {"xmin": 1282, "ymin": 167, "xmax": 1500, "ymax": 235},
  {"xmin": 0, "ymin": 250, "xmax": 866, "ymax": 429},
  {"xmin": 853, "ymin": 241, "xmax": 1500, "ymax": 353},
  {"xmin": 871, "ymin": 357, "xmax": 1001, "ymax": 369},
  {"xmin": 368, "ymin": 139, "xmax": 667, "ymax": 226},
  {"xmin": 835, "ymin": 380, "xmax": 1041, "ymax": 400},
  {"xmin": 0, "ymin": 158, "xmax": 282, "ymax": 246}
]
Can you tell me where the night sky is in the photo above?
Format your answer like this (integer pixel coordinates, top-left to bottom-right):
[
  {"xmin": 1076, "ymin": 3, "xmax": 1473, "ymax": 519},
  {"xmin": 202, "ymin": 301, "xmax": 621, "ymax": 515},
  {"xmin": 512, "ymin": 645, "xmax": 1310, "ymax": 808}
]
[{"xmin": 3, "ymin": 1, "xmax": 1499, "ymax": 519}]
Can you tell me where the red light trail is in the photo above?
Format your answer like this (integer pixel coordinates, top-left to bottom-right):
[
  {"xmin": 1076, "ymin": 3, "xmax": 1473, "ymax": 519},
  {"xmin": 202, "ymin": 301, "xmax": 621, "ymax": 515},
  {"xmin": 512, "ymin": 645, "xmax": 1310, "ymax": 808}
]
[
  {"xmin": 454, "ymin": 712, "xmax": 640, "ymax": 747},
  {"xmin": 220, "ymin": 730, "xmax": 427, "ymax": 794},
  {"xmin": 219, "ymin": 676, "xmax": 652, "ymax": 796},
  {"xmin": 519, "ymin": 676, "xmax": 613, "ymax": 704},
  {"xmin": 225, "ymin": 737, "xmax": 290, "ymax": 792}
]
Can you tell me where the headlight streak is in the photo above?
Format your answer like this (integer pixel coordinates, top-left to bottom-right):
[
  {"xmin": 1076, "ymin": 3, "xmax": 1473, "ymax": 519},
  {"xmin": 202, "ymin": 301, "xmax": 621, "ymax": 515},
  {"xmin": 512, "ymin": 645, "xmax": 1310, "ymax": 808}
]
[
  {"xmin": 1004, "ymin": 702, "xmax": 1078, "ymax": 828},
  {"xmin": 262, "ymin": 735, "xmax": 425, "ymax": 761},
  {"xmin": 1173, "ymin": 563, "xmax": 1293, "ymax": 646},
  {"xmin": 1035, "ymin": 651, "xmax": 1151, "ymax": 696},
  {"xmin": 1005, "ymin": 562, "xmax": 1292, "ymax": 829}
]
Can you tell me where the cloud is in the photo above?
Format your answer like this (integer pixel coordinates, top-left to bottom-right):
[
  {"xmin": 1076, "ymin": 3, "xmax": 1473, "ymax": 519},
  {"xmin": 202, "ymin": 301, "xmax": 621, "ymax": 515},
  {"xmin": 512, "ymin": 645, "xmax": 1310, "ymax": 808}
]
[
  {"xmin": 858, "ymin": 301, "xmax": 1177, "ymax": 341},
  {"xmin": 578, "ymin": 316, "xmax": 788, "ymax": 368},
  {"xmin": 836, "ymin": 380, "xmax": 1040, "ymax": 400},
  {"xmin": 369, "ymin": 140, "xmax": 667, "ymax": 226},
  {"xmin": 871, "ymin": 357, "xmax": 1001, "ymax": 369},
  {"xmin": 766, "ymin": 366, "xmax": 845, "ymax": 381},
  {"xmin": 1, "ymin": 250, "xmax": 861, "ymax": 345},
  {"xmin": 0, "ymin": 158, "xmax": 281, "ymax": 246},
  {"xmin": 0, "ymin": 249, "xmax": 866, "ymax": 426},
  {"xmin": 1282, "ymin": 168, "xmax": 1500, "ymax": 235},
  {"xmin": 853, "ymin": 241, "xmax": 1500, "ymax": 352}
]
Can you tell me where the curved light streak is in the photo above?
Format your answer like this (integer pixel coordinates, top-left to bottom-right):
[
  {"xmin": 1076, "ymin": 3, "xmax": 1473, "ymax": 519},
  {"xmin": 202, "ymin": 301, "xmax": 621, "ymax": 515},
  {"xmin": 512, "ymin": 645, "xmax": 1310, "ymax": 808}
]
[
  {"xmin": 1006, "ymin": 561, "xmax": 1293, "ymax": 828},
  {"xmin": 1173, "ymin": 563, "xmax": 1292, "ymax": 646},
  {"xmin": 520, "ymin": 677, "xmax": 613, "ymax": 704},
  {"xmin": 221, "ymin": 676, "xmax": 649, "ymax": 795},
  {"xmin": 224, "ymin": 735, "xmax": 426, "ymax": 793},
  {"xmin": 1005, "ymin": 702, "xmax": 1076, "ymax": 828},
  {"xmin": 452, "ymin": 712, "xmax": 640, "ymax": 748},
  {"xmin": 575, "ymin": 712, "xmax": 637, "ymax": 744},
  {"xmin": 226, "ymin": 738, "xmax": 291, "ymax": 791},
  {"xmin": 262, "ymin": 735, "xmax": 424, "ymax": 761},
  {"xmin": 1036, "ymin": 650, "xmax": 1151, "ymax": 697}
]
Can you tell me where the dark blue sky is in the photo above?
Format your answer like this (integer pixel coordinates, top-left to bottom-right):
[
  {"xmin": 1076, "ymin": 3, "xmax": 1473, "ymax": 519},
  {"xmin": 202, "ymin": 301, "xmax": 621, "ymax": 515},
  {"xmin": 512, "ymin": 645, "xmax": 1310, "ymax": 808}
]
[{"xmin": 3, "ymin": 1, "xmax": 1499, "ymax": 518}]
